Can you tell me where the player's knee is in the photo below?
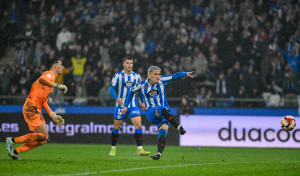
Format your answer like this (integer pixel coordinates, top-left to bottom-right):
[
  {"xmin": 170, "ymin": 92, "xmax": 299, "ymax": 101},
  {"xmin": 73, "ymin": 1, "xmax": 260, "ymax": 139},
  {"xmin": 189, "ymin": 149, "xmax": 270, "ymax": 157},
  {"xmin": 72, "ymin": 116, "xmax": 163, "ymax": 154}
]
[
  {"xmin": 135, "ymin": 124, "xmax": 142, "ymax": 129},
  {"xmin": 155, "ymin": 106, "xmax": 167, "ymax": 117},
  {"xmin": 114, "ymin": 125, "xmax": 121, "ymax": 130},
  {"xmin": 158, "ymin": 129, "xmax": 167, "ymax": 138},
  {"xmin": 161, "ymin": 108, "xmax": 172, "ymax": 117},
  {"xmin": 36, "ymin": 133, "xmax": 48, "ymax": 142},
  {"xmin": 114, "ymin": 122, "xmax": 122, "ymax": 130}
]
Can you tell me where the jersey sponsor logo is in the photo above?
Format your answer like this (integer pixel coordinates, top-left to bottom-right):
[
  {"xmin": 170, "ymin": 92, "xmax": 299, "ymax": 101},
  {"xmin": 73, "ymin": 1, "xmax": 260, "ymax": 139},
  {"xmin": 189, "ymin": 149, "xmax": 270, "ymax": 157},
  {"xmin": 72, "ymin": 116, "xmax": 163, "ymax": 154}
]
[
  {"xmin": 145, "ymin": 86, "xmax": 148, "ymax": 88},
  {"xmin": 122, "ymin": 76, "xmax": 125, "ymax": 78},
  {"xmin": 46, "ymin": 74, "xmax": 51, "ymax": 78},
  {"xmin": 147, "ymin": 90, "xmax": 159, "ymax": 97},
  {"xmin": 124, "ymin": 81, "xmax": 134, "ymax": 87}
]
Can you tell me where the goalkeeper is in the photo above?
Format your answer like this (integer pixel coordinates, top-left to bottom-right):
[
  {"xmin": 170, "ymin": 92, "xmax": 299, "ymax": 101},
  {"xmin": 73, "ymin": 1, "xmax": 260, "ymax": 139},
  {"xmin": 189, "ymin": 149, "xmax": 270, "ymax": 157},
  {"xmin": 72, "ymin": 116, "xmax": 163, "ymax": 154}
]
[{"xmin": 6, "ymin": 58, "xmax": 67, "ymax": 160}]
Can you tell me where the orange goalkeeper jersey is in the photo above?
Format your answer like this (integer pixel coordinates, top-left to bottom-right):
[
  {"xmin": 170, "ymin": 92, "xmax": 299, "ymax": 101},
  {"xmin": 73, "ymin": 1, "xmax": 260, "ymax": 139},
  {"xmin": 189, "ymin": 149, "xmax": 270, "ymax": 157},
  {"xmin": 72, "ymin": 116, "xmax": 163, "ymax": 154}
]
[{"xmin": 25, "ymin": 70, "xmax": 55, "ymax": 114}]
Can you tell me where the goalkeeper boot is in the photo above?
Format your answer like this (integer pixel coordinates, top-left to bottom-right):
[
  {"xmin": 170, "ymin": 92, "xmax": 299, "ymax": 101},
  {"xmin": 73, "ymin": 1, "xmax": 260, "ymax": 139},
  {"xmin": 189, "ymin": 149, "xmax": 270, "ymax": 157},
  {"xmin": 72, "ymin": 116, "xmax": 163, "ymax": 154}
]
[
  {"xmin": 9, "ymin": 151, "xmax": 21, "ymax": 160},
  {"xmin": 109, "ymin": 147, "xmax": 116, "ymax": 156},
  {"xmin": 6, "ymin": 137, "xmax": 15, "ymax": 157},
  {"xmin": 151, "ymin": 152, "xmax": 161, "ymax": 160},
  {"xmin": 177, "ymin": 125, "xmax": 186, "ymax": 135},
  {"xmin": 6, "ymin": 137, "xmax": 20, "ymax": 160},
  {"xmin": 137, "ymin": 147, "xmax": 150, "ymax": 156}
]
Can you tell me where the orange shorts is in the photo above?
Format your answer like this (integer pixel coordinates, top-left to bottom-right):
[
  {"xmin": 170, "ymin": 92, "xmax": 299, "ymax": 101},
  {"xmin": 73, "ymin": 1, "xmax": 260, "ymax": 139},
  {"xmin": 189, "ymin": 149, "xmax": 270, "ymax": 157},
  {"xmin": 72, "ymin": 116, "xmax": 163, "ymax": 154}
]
[{"xmin": 23, "ymin": 102, "xmax": 45, "ymax": 131}]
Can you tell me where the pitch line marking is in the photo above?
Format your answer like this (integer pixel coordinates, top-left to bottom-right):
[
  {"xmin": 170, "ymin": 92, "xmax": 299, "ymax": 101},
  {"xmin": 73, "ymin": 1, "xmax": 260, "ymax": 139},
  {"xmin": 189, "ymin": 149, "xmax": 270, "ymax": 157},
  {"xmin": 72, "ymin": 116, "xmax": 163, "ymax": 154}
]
[{"xmin": 48, "ymin": 161, "xmax": 300, "ymax": 176}]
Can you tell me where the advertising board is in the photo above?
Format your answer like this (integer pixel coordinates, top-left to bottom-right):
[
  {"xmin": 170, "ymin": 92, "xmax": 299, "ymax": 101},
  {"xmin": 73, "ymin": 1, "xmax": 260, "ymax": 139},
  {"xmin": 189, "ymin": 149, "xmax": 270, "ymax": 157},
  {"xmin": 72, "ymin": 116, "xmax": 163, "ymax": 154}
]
[
  {"xmin": 0, "ymin": 113, "xmax": 179, "ymax": 145},
  {"xmin": 180, "ymin": 115, "xmax": 300, "ymax": 148}
]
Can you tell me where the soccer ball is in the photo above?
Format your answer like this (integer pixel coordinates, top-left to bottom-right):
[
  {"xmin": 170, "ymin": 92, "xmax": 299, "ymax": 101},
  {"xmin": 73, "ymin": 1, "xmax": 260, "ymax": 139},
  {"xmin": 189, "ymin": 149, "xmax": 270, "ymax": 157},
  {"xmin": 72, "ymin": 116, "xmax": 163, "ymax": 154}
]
[{"xmin": 281, "ymin": 115, "xmax": 296, "ymax": 131}]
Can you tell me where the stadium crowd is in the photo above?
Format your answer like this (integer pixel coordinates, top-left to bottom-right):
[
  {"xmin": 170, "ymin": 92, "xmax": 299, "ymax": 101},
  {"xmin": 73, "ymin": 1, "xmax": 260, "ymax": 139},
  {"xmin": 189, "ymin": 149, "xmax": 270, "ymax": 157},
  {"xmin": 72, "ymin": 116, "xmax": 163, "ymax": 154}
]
[{"xmin": 0, "ymin": 0, "xmax": 299, "ymax": 108}]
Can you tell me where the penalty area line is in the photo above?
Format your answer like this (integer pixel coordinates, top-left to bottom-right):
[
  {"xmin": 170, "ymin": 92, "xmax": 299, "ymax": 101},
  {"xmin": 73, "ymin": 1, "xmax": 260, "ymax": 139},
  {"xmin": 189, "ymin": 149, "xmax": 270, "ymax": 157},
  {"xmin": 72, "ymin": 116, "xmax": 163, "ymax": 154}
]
[
  {"xmin": 49, "ymin": 161, "xmax": 252, "ymax": 176},
  {"xmin": 48, "ymin": 161, "xmax": 300, "ymax": 176}
]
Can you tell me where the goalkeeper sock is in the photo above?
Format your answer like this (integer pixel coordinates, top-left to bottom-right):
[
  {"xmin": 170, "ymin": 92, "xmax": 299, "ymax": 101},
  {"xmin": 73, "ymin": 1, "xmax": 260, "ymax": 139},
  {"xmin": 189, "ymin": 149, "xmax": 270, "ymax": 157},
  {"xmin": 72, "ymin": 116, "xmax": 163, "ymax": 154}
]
[
  {"xmin": 135, "ymin": 129, "xmax": 143, "ymax": 146},
  {"xmin": 111, "ymin": 128, "xmax": 119, "ymax": 146},
  {"xmin": 161, "ymin": 108, "xmax": 179, "ymax": 128},
  {"xmin": 13, "ymin": 149, "xmax": 18, "ymax": 155},
  {"xmin": 157, "ymin": 129, "xmax": 167, "ymax": 154},
  {"xmin": 15, "ymin": 141, "xmax": 47, "ymax": 154},
  {"xmin": 14, "ymin": 133, "xmax": 48, "ymax": 144}
]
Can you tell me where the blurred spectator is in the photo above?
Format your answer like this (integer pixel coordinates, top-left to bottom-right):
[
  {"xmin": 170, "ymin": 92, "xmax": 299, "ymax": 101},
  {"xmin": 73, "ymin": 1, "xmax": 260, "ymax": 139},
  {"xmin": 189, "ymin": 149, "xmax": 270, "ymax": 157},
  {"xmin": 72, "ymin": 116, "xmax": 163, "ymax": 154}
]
[
  {"xmin": 178, "ymin": 96, "xmax": 194, "ymax": 116},
  {"xmin": 235, "ymin": 86, "xmax": 247, "ymax": 108},
  {"xmin": 98, "ymin": 78, "xmax": 113, "ymax": 106},
  {"xmin": 71, "ymin": 53, "xmax": 87, "ymax": 83},
  {"xmin": 1, "ymin": 0, "xmax": 300, "ymax": 108},
  {"xmin": 7, "ymin": 85, "xmax": 19, "ymax": 104},
  {"xmin": 279, "ymin": 48, "xmax": 300, "ymax": 74},
  {"xmin": 244, "ymin": 65, "xmax": 261, "ymax": 96},
  {"xmin": 14, "ymin": 43, "xmax": 28, "ymax": 71},
  {"xmin": 133, "ymin": 37, "xmax": 145, "ymax": 56},
  {"xmin": 282, "ymin": 70, "xmax": 299, "ymax": 108},
  {"xmin": 86, "ymin": 74, "xmax": 102, "ymax": 105},
  {"xmin": 17, "ymin": 87, "xmax": 28, "ymax": 105},
  {"xmin": 286, "ymin": 36, "xmax": 298, "ymax": 56},
  {"xmin": 196, "ymin": 86, "xmax": 207, "ymax": 107},
  {"xmin": 0, "ymin": 66, "xmax": 13, "ymax": 95},
  {"xmin": 56, "ymin": 26, "xmax": 72, "ymax": 51},
  {"xmin": 215, "ymin": 72, "xmax": 228, "ymax": 107},
  {"xmin": 193, "ymin": 52, "xmax": 207, "ymax": 76},
  {"xmin": 73, "ymin": 78, "xmax": 87, "ymax": 106}
]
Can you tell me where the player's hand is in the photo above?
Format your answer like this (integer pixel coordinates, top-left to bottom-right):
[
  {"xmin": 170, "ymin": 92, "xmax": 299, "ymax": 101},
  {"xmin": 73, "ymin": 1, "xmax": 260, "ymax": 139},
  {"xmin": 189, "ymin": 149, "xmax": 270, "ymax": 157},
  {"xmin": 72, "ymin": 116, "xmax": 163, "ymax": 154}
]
[
  {"xmin": 141, "ymin": 103, "xmax": 145, "ymax": 111},
  {"xmin": 187, "ymin": 71, "xmax": 195, "ymax": 78},
  {"xmin": 117, "ymin": 97, "xmax": 123, "ymax": 105},
  {"xmin": 121, "ymin": 107, "xmax": 128, "ymax": 115},
  {"xmin": 52, "ymin": 83, "xmax": 68, "ymax": 93},
  {"xmin": 59, "ymin": 85, "xmax": 68, "ymax": 93},
  {"xmin": 49, "ymin": 111, "xmax": 65, "ymax": 128}
]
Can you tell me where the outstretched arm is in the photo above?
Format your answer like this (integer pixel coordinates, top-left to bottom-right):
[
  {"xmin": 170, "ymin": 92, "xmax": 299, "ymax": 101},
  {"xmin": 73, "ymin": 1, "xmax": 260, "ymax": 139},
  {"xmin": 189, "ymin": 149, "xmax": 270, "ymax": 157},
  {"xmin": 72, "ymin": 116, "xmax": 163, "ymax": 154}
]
[
  {"xmin": 161, "ymin": 71, "xmax": 194, "ymax": 84},
  {"xmin": 279, "ymin": 49, "xmax": 288, "ymax": 58},
  {"xmin": 173, "ymin": 72, "xmax": 189, "ymax": 79},
  {"xmin": 173, "ymin": 71, "xmax": 194, "ymax": 79}
]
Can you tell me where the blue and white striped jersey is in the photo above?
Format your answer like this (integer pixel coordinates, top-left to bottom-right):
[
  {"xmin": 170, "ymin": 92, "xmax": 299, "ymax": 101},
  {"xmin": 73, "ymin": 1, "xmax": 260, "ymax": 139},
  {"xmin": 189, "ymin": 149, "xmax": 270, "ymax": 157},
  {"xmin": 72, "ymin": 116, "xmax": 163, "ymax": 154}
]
[
  {"xmin": 124, "ymin": 72, "xmax": 188, "ymax": 110},
  {"xmin": 110, "ymin": 70, "xmax": 141, "ymax": 108}
]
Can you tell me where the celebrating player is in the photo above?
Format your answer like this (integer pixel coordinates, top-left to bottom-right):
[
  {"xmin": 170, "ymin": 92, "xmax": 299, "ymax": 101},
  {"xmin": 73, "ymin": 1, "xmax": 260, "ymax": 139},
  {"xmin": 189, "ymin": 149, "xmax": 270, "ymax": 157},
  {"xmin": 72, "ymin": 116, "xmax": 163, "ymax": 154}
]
[
  {"xmin": 109, "ymin": 57, "xmax": 150, "ymax": 156},
  {"xmin": 6, "ymin": 58, "xmax": 67, "ymax": 160},
  {"xmin": 121, "ymin": 66, "xmax": 194, "ymax": 160}
]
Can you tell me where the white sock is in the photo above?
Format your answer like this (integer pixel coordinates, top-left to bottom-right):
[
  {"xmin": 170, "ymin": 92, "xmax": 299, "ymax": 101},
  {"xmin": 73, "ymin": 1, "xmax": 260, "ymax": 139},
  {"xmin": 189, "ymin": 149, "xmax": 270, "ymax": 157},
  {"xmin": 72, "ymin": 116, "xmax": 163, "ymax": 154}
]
[
  {"xmin": 137, "ymin": 146, "xmax": 142, "ymax": 150},
  {"xmin": 111, "ymin": 146, "xmax": 116, "ymax": 149}
]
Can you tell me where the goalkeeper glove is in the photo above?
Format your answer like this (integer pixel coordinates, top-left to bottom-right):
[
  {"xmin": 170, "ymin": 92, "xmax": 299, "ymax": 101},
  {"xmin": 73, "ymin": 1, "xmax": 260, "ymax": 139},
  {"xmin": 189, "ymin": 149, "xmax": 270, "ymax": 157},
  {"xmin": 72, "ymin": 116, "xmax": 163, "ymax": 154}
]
[
  {"xmin": 49, "ymin": 111, "xmax": 65, "ymax": 128},
  {"xmin": 52, "ymin": 83, "xmax": 68, "ymax": 93}
]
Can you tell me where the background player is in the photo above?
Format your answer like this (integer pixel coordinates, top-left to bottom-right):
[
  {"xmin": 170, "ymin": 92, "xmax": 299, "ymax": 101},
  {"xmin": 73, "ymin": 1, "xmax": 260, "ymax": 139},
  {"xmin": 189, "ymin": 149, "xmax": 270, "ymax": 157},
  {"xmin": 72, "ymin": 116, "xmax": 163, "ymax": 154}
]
[
  {"xmin": 6, "ymin": 58, "xmax": 67, "ymax": 160},
  {"xmin": 109, "ymin": 57, "xmax": 150, "ymax": 156},
  {"xmin": 122, "ymin": 66, "xmax": 194, "ymax": 160}
]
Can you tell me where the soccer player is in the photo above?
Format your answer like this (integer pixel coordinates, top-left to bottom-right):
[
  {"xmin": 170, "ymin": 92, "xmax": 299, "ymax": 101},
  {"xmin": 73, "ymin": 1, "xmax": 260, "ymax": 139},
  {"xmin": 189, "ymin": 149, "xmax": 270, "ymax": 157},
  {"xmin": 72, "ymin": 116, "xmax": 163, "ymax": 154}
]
[
  {"xmin": 109, "ymin": 57, "xmax": 150, "ymax": 156},
  {"xmin": 121, "ymin": 66, "xmax": 194, "ymax": 160},
  {"xmin": 6, "ymin": 58, "xmax": 67, "ymax": 160}
]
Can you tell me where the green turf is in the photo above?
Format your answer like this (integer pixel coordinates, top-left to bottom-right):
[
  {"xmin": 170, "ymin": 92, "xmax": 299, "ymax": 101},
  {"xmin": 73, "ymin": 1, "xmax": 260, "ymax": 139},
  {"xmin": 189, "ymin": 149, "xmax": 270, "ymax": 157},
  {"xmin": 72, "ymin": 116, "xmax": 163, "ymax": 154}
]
[{"xmin": 0, "ymin": 143, "xmax": 299, "ymax": 176}]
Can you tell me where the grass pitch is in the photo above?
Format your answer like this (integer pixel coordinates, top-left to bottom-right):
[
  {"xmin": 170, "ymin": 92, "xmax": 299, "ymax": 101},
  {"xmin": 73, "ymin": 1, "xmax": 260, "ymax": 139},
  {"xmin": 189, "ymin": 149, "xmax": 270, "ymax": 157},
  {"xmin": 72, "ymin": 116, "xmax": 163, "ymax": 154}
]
[{"xmin": 0, "ymin": 143, "xmax": 299, "ymax": 176}]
